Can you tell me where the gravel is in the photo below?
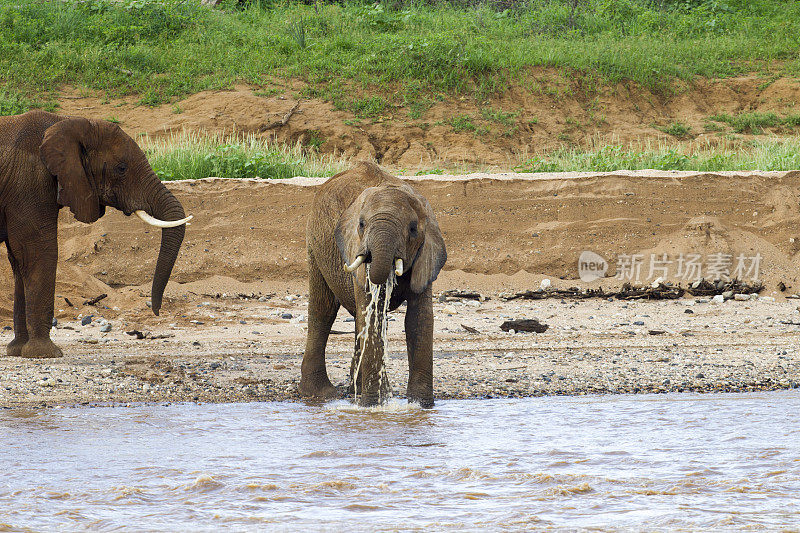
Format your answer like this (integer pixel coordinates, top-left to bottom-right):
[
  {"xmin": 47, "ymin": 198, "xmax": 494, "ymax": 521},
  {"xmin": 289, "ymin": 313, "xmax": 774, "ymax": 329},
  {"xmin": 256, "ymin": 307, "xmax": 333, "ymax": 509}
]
[{"xmin": 2, "ymin": 294, "xmax": 799, "ymax": 409}]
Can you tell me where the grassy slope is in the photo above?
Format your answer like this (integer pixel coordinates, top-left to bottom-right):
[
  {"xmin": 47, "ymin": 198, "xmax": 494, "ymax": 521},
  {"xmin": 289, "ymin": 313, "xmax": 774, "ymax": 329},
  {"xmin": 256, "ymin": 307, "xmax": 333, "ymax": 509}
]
[
  {"xmin": 2, "ymin": 0, "xmax": 799, "ymax": 108},
  {"xmin": 4, "ymin": 0, "xmax": 800, "ymax": 176}
]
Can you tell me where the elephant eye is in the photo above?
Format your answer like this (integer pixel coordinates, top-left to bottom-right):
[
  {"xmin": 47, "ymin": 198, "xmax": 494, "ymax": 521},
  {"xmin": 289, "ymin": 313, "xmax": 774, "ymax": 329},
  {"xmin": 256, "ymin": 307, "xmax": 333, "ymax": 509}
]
[
  {"xmin": 409, "ymin": 220, "xmax": 418, "ymax": 236},
  {"xmin": 358, "ymin": 218, "xmax": 365, "ymax": 230},
  {"xmin": 115, "ymin": 162, "xmax": 127, "ymax": 174}
]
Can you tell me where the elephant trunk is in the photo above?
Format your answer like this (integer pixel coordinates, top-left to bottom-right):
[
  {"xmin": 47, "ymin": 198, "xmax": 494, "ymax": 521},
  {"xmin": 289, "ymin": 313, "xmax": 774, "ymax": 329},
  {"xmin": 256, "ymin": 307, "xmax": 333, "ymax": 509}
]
[
  {"xmin": 366, "ymin": 222, "xmax": 399, "ymax": 286},
  {"xmin": 145, "ymin": 177, "xmax": 186, "ymax": 315}
]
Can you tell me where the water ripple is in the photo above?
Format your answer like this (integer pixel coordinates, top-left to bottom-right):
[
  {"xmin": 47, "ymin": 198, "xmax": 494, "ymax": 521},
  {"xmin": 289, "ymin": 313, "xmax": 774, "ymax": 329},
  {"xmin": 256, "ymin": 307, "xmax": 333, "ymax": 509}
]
[{"xmin": 1, "ymin": 391, "xmax": 799, "ymax": 530}]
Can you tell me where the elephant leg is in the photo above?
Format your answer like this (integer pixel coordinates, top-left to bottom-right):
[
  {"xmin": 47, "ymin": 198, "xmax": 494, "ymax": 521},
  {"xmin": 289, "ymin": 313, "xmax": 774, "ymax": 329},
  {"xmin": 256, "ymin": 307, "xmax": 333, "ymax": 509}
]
[
  {"xmin": 299, "ymin": 261, "xmax": 340, "ymax": 399},
  {"xmin": 5, "ymin": 246, "xmax": 28, "ymax": 357},
  {"xmin": 14, "ymin": 236, "xmax": 62, "ymax": 359},
  {"xmin": 405, "ymin": 288, "xmax": 434, "ymax": 408}
]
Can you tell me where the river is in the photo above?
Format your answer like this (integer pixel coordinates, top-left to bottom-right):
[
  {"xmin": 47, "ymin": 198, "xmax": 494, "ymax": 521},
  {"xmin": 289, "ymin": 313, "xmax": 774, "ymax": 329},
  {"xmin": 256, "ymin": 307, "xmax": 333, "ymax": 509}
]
[{"xmin": 2, "ymin": 391, "xmax": 799, "ymax": 531}]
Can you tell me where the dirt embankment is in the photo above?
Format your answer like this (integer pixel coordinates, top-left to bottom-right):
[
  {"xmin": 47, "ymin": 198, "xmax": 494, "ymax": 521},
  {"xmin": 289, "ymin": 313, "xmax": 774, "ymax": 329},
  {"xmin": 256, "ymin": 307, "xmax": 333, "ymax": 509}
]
[
  {"xmin": 3, "ymin": 170, "xmax": 800, "ymax": 325},
  {"xmin": 3, "ymin": 171, "xmax": 800, "ymax": 408},
  {"xmin": 56, "ymin": 71, "xmax": 800, "ymax": 169}
]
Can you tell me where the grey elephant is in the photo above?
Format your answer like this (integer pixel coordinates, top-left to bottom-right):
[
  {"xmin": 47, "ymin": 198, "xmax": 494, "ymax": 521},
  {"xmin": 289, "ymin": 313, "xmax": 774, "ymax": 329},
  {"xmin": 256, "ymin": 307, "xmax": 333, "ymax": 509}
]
[
  {"xmin": 0, "ymin": 110, "xmax": 192, "ymax": 359},
  {"xmin": 300, "ymin": 161, "xmax": 447, "ymax": 407}
]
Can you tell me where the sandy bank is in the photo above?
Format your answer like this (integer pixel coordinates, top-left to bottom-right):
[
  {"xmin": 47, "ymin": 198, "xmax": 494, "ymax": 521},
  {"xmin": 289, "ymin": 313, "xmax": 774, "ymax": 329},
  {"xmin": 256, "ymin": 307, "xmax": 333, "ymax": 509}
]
[{"xmin": 2, "ymin": 170, "xmax": 800, "ymax": 407}]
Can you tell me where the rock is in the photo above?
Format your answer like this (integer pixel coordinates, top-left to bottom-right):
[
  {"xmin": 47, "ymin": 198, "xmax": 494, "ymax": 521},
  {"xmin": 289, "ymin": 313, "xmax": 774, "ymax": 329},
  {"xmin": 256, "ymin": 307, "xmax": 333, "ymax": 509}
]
[
  {"xmin": 759, "ymin": 296, "xmax": 776, "ymax": 303},
  {"xmin": 722, "ymin": 291, "xmax": 734, "ymax": 299},
  {"xmin": 500, "ymin": 319, "xmax": 549, "ymax": 333},
  {"xmin": 100, "ymin": 323, "xmax": 112, "ymax": 333},
  {"xmin": 540, "ymin": 278, "xmax": 551, "ymax": 290},
  {"xmin": 52, "ymin": 318, "xmax": 58, "ymax": 327},
  {"xmin": 711, "ymin": 295, "xmax": 725, "ymax": 304},
  {"xmin": 81, "ymin": 315, "xmax": 93, "ymax": 326},
  {"xmin": 685, "ymin": 309, "xmax": 694, "ymax": 314},
  {"xmin": 734, "ymin": 293, "xmax": 750, "ymax": 301},
  {"xmin": 281, "ymin": 312, "xmax": 293, "ymax": 319},
  {"xmin": 633, "ymin": 320, "xmax": 645, "ymax": 326}
]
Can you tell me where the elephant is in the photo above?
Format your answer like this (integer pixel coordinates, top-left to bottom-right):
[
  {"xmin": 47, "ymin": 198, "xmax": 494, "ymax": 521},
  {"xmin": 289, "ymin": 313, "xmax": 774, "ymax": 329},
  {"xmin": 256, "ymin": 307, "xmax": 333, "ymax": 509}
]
[
  {"xmin": 0, "ymin": 110, "xmax": 192, "ymax": 359},
  {"xmin": 300, "ymin": 161, "xmax": 447, "ymax": 407}
]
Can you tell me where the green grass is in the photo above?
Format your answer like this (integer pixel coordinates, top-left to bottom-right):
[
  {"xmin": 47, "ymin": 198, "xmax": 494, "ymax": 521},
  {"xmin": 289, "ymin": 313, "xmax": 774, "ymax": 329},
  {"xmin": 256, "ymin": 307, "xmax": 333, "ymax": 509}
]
[
  {"xmin": 660, "ymin": 122, "xmax": 691, "ymax": 138},
  {"xmin": 481, "ymin": 107, "xmax": 519, "ymax": 125},
  {"xmin": 708, "ymin": 111, "xmax": 800, "ymax": 134},
  {"xmin": 342, "ymin": 95, "xmax": 390, "ymax": 118},
  {"xmin": 144, "ymin": 135, "xmax": 800, "ymax": 181},
  {"xmin": 450, "ymin": 115, "xmax": 477, "ymax": 132},
  {"xmin": 0, "ymin": 89, "xmax": 56, "ymax": 116},
  {"xmin": 513, "ymin": 139, "xmax": 800, "ymax": 173},
  {"xmin": 2, "ymin": 0, "xmax": 800, "ymax": 108},
  {"xmin": 142, "ymin": 132, "xmax": 346, "ymax": 181},
  {"xmin": 709, "ymin": 112, "xmax": 778, "ymax": 134}
]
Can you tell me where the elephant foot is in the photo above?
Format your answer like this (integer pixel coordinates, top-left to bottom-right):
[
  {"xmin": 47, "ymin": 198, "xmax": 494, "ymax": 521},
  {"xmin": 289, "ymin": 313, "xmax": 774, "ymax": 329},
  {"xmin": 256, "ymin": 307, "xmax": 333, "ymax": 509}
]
[
  {"xmin": 6, "ymin": 337, "xmax": 28, "ymax": 357},
  {"xmin": 298, "ymin": 372, "xmax": 339, "ymax": 399},
  {"xmin": 407, "ymin": 394, "xmax": 434, "ymax": 409},
  {"xmin": 407, "ymin": 379, "xmax": 434, "ymax": 408},
  {"xmin": 20, "ymin": 338, "xmax": 63, "ymax": 359}
]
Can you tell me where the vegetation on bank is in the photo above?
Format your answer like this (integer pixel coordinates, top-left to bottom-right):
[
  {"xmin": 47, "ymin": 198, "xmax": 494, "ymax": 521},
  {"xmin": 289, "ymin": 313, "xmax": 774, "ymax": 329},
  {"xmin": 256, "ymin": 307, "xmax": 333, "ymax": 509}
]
[
  {"xmin": 143, "ymin": 135, "xmax": 800, "ymax": 180},
  {"xmin": 1, "ymin": 0, "xmax": 799, "ymax": 110},
  {"xmin": 514, "ymin": 139, "xmax": 800, "ymax": 173},
  {"xmin": 142, "ymin": 132, "xmax": 346, "ymax": 180}
]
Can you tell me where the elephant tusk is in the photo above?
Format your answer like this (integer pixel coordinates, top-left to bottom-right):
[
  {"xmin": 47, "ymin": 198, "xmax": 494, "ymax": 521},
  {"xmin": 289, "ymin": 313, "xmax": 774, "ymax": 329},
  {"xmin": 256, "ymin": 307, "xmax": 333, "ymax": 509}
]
[
  {"xmin": 343, "ymin": 254, "xmax": 365, "ymax": 272},
  {"xmin": 394, "ymin": 258, "xmax": 404, "ymax": 276},
  {"xmin": 135, "ymin": 210, "xmax": 193, "ymax": 228}
]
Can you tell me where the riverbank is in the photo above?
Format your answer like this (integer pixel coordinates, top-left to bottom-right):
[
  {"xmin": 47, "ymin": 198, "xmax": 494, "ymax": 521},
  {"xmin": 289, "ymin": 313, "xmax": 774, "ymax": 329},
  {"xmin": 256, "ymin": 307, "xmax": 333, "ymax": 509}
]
[
  {"xmin": 3, "ymin": 292, "xmax": 800, "ymax": 409},
  {"xmin": 3, "ymin": 170, "xmax": 800, "ymax": 408}
]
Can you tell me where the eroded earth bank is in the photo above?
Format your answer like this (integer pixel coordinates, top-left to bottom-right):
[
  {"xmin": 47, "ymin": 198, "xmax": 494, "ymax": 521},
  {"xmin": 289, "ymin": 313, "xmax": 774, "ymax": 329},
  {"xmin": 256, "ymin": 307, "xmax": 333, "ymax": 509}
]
[{"xmin": 3, "ymin": 171, "xmax": 800, "ymax": 408}]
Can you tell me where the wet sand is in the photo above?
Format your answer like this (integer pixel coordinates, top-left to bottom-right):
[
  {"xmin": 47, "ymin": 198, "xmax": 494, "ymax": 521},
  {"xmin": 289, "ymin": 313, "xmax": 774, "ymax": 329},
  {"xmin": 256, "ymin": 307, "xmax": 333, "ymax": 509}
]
[{"xmin": 3, "ymin": 292, "xmax": 799, "ymax": 409}]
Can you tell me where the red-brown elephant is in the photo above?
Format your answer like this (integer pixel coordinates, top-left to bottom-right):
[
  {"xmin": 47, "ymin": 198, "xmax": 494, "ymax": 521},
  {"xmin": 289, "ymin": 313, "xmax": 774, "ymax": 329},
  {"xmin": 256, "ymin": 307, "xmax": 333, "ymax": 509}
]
[{"xmin": 0, "ymin": 110, "xmax": 192, "ymax": 359}]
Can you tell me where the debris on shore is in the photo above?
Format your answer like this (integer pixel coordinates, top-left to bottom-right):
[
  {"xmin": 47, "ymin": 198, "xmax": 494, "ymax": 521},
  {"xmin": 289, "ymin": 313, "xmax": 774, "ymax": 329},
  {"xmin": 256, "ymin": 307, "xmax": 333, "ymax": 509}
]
[
  {"xmin": 499, "ymin": 279, "xmax": 764, "ymax": 302},
  {"xmin": 500, "ymin": 319, "xmax": 549, "ymax": 333}
]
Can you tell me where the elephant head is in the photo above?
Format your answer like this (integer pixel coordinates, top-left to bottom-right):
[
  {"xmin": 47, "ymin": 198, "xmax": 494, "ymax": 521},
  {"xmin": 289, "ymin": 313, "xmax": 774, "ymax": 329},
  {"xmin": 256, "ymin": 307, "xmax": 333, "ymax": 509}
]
[
  {"xmin": 39, "ymin": 117, "xmax": 191, "ymax": 315},
  {"xmin": 335, "ymin": 182, "xmax": 446, "ymax": 293}
]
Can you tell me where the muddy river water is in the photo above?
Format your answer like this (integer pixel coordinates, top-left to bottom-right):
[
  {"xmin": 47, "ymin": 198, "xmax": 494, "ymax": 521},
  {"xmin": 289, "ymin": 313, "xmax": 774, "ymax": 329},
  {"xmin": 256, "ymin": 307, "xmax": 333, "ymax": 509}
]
[{"xmin": 1, "ymin": 391, "xmax": 799, "ymax": 531}]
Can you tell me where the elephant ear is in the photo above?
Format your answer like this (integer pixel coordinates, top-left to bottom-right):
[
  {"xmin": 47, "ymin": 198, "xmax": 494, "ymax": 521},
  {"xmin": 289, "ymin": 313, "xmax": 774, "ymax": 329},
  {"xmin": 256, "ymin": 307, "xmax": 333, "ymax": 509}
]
[
  {"xmin": 40, "ymin": 118, "xmax": 101, "ymax": 224},
  {"xmin": 411, "ymin": 195, "xmax": 447, "ymax": 294},
  {"xmin": 334, "ymin": 192, "xmax": 368, "ymax": 287}
]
